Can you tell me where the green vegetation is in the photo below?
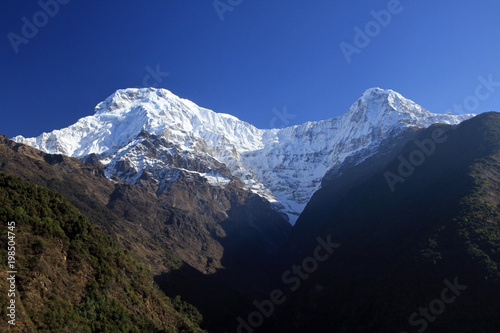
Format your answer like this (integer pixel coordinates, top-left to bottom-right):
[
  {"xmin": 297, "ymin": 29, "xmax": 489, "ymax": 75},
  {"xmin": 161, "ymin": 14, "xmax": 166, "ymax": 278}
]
[{"xmin": 0, "ymin": 172, "xmax": 205, "ymax": 332}]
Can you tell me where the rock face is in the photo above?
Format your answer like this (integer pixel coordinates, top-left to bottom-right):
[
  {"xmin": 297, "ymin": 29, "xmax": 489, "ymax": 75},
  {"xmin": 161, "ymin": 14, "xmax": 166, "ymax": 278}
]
[
  {"xmin": 1, "ymin": 133, "xmax": 291, "ymax": 332},
  {"xmin": 0, "ymin": 134, "xmax": 290, "ymax": 277},
  {"xmin": 13, "ymin": 87, "xmax": 474, "ymax": 224}
]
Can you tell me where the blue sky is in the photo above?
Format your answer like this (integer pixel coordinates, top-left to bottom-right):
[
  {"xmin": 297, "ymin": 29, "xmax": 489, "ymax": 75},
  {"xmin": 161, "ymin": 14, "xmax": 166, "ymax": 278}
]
[{"xmin": 1, "ymin": 1, "xmax": 500, "ymax": 138}]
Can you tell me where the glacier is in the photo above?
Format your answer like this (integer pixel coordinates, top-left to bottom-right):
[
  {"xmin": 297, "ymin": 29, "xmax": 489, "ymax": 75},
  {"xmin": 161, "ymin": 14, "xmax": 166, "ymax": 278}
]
[{"xmin": 13, "ymin": 87, "xmax": 474, "ymax": 224}]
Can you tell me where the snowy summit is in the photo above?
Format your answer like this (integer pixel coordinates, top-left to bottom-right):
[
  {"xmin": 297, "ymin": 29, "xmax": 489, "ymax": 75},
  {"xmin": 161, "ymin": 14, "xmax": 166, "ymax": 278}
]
[{"xmin": 14, "ymin": 87, "xmax": 474, "ymax": 224}]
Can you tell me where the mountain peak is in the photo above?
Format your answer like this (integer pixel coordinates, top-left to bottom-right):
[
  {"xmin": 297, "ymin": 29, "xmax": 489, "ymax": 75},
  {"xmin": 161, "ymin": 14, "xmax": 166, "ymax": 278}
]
[
  {"xmin": 358, "ymin": 87, "xmax": 412, "ymax": 111},
  {"xmin": 359, "ymin": 87, "xmax": 424, "ymax": 112},
  {"xmin": 94, "ymin": 87, "xmax": 179, "ymax": 114},
  {"xmin": 361, "ymin": 86, "xmax": 401, "ymax": 97},
  {"xmin": 13, "ymin": 87, "xmax": 476, "ymax": 224},
  {"xmin": 344, "ymin": 87, "xmax": 473, "ymax": 129}
]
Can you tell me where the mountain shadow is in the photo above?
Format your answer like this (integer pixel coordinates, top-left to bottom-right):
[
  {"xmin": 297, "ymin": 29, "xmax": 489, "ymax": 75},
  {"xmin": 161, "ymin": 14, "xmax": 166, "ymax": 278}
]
[{"xmin": 257, "ymin": 112, "xmax": 500, "ymax": 333}]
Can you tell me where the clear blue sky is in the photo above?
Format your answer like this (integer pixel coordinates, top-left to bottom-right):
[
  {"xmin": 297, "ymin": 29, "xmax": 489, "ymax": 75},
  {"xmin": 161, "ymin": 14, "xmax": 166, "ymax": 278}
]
[{"xmin": 1, "ymin": 1, "xmax": 500, "ymax": 138}]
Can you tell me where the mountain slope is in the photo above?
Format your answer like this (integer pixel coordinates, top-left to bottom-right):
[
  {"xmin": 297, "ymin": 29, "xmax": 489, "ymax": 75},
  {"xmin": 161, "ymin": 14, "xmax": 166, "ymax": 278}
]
[
  {"xmin": 0, "ymin": 134, "xmax": 290, "ymax": 332},
  {"xmin": 0, "ymin": 134, "xmax": 290, "ymax": 276},
  {"xmin": 13, "ymin": 87, "xmax": 473, "ymax": 223},
  {"xmin": 269, "ymin": 112, "xmax": 500, "ymax": 333},
  {"xmin": 0, "ymin": 171, "xmax": 205, "ymax": 333}
]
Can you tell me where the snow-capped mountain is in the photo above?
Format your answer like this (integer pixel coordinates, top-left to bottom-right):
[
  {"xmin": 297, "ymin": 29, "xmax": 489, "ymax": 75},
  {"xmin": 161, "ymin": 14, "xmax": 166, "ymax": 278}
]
[{"xmin": 13, "ymin": 87, "xmax": 474, "ymax": 224}]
